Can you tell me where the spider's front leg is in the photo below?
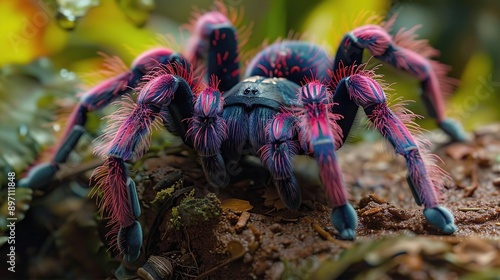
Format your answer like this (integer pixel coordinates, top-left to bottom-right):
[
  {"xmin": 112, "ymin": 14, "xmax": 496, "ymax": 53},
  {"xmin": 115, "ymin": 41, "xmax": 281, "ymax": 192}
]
[
  {"xmin": 93, "ymin": 72, "xmax": 196, "ymax": 262},
  {"xmin": 298, "ymin": 82, "xmax": 358, "ymax": 240},
  {"xmin": 336, "ymin": 25, "xmax": 467, "ymax": 142},
  {"xmin": 19, "ymin": 48, "xmax": 186, "ymax": 190},
  {"xmin": 341, "ymin": 73, "xmax": 457, "ymax": 234},
  {"xmin": 187, "ymin": 83, "xmax": 228, "ymax": 187},
  {"xmin": 258, "ymin": 113, "xmax": 302, "ymax": 210}
]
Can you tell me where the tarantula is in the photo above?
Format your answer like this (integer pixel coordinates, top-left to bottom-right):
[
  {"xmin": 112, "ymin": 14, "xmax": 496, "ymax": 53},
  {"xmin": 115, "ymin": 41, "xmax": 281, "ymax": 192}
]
[{"xmin": 20, "ymin": 4, "xmax": 466, "ymax": 263}]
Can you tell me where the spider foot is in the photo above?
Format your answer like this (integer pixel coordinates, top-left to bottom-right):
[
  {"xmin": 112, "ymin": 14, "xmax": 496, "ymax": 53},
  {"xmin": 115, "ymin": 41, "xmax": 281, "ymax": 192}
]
[
  {"xmin": 118, "ymin": 220, "xmax": 143, "ymax": 263},
  {"xmin": 438, "ymin": 118, "xmax": 468, "ymax": 142},
  {"xmin": 18, "ymin": 163, "xmax": 58, "ymax": 190},
  {"xmin": 330, "ymin": 204, "xmax": 358, "ymax": 240},
  {"xmin": 19, "ymin": 125, "xmax": 86, "ymax": 190},
  {"xmin": 423, "ymin": 206, "xmax": 457, "ymax": 234}
]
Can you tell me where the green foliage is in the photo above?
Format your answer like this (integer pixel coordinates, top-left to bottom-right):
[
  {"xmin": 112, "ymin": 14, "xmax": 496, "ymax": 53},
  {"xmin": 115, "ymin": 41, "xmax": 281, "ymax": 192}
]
[
  {"xmin": 0, "ymin": 59, "xmax": 78, "ymax": 183},
  {"xmin": 448, "ymin": 52, "xmax": 499, "ymax": 129},
  {"xmin": 302, "ymin": 0, "xmax": 390, "ymax": 46},
  {"xmin": 281, "ymin": 256, "xmax": 320, "ymax": 280}
]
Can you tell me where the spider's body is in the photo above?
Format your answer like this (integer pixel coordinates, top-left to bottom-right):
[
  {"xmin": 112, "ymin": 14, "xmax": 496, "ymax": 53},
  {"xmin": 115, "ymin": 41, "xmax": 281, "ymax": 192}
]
[{"xmin": 20, "ymin": 5, "xmax": 466, "ymax": 263}]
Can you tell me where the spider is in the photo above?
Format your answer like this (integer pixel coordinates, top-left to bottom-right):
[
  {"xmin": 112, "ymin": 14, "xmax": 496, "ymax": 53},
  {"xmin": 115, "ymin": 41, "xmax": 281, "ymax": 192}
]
[{"xmin": 20, "ymin": 4, "xmax": 467, "ymax": 263}]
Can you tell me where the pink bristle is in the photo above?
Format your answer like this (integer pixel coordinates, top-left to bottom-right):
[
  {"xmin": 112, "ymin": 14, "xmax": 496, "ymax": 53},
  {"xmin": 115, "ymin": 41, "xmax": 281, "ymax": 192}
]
[{"xmin": 90, "ymin": 157, "xmax": 133, "ymax": 252}]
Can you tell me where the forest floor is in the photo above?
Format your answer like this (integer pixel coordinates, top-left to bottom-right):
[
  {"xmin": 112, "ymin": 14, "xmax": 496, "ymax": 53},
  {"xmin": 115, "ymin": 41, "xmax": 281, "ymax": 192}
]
[
  {"xmin": 130, "ymin": 123, "xmax": 500, "ymax": 280},
  {"xmin": 7, "ymin": 124, "xmax": 500, "ymax": 280}
]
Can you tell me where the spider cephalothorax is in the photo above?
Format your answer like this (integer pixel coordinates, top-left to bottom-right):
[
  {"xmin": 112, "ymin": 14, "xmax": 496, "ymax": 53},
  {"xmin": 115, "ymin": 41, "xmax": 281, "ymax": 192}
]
[{"xmin": 20, "ymin": 3, "xmax": 466, "ymax": 263}]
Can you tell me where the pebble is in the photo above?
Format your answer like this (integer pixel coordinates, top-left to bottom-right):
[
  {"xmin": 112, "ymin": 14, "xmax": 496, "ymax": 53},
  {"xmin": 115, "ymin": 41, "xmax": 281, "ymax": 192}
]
[
  {"xmin": 269, "ymin": 223, "xmax": 284, "ymax": 233},
  {"xmin": 493, "ymin": 177, "xmax": 500, "ymax": 187}
]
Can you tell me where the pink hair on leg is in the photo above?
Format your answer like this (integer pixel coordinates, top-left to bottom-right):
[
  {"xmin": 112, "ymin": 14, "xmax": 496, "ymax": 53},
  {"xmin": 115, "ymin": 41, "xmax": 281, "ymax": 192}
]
[
  {"xmin": 298, "ymin": 82, "xmax": 348, "ymax": 207},
  {"xmin": 90, "ymin": 157, "xmax": 133, "ymax": 251},
  {"xmin": 368, "ymin": 102, "xmax": 450, "ymax": 207}
]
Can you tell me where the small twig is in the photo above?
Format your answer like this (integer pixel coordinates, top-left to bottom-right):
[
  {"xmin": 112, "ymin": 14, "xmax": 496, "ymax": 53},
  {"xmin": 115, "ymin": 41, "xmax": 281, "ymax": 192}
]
[
  {"xmin": 304, "ymin": 217, "xmax": 351, "ymax": 249},
  {"xmin": 183, "ymin": 227, "xmax": 200, "ymax": 276},
  {"xmin": 463, "ymin": 161, "xmax": 479, "ymax": 197},
  {"xmin": 361, "ymin": 207, "xmax": 384, "ymax": 216},
  {"xmin": 235, "ymin": 211, "xmax": 250, "ymax": 232},
  {"xmin": 457, "ymin": 207, "xmax": 487, "ymax": 212},
  {"xmin": 194, "ymin": 241, "xmax": 245, "ymax": 279}
]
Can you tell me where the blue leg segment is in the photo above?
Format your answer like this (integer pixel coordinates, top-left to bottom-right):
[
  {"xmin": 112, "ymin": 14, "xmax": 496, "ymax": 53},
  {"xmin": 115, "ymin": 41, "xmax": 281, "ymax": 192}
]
[
  {"xmin": 439, "ymin": 118, "xmax": 468, "ymax": 142},
  {"xmin": 331, "ymin": 204, "xmax": 358, "ymax": 240},
  {"xmin": 423, "ymin": 207, "xmax": 457, "ymax": 234},
  {"xmin": 118, "ymin": 220, "xmax": 143, "ymax": 263},
  {"xmin": 19, "ymin": 125, "xmax": 85, "ymax": 189}
]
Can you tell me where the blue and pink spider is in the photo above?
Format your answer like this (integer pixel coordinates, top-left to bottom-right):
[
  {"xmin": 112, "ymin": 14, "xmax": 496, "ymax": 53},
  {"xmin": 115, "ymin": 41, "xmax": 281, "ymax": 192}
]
[{"xmin": 20, "ymin": 4, "xmax": 467, "ymax": 263}]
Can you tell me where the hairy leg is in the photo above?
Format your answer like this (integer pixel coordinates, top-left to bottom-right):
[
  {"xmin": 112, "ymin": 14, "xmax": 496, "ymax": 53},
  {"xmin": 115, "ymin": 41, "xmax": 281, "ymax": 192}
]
[
  {"xmin": 258, "ymin": 112, "xmax": 302, "ymax": 210},
  {"xmin": 19, "ymin": 49, "xmax": 188, "ymax": 189},
  {"xmin": 344, "ymin": 72, "xmax": 457, "ymax": 234},
  {"xmin": 334, "ymin": 25, "xmax": 466, "ymax": 141},
  {"xmin": 299, "ymin": 81, "xmax": 357, "ymax": 239},
  {"xmin": 91, "ymin": 72, "xmax": 196, "ymax": 263},
  {"xmin": 187, "ymin": 82, "xmax": 228, "ymax": 187},
  {"xmin": 186, "ymin": 11, "xmax": 239, "ymax": 91}
]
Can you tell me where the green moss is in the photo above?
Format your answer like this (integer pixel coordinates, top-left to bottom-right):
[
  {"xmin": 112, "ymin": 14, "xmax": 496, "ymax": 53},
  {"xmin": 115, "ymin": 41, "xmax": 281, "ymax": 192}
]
[
  {"xmin": 151, "ymin": 178, "xmax": 183, "ymax": 206},
  {"xmin": 170, "ymin": 190, "xmax": 221, "ymax": 229}
]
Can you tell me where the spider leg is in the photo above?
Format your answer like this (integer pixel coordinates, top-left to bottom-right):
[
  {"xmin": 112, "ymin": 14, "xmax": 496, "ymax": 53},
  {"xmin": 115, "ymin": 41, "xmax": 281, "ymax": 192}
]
[
  {"xmin": 18, "ymin": 49, "xmax": 186, "ymax": 190},
  {"xmin": 335, "ymin": 25, "xmax": 467, "ymax": 142},
  {"xmin": 93, "ymin": 73, "xmax": 196, "ymax": 262},
  {"xmin": 186, "ymin": 12, "xmax": 239, "ymax": 91},
  {"xmin": 331, "ymin": 78, "xmax": 359, "ymax": 147},
  {"xmin": 258, "ymin": 112, "xmax": 302, "ymax": 210},
  {"xmin": 221, "ymin": 105, "xmax": 249, "ymax": 162},
  {"xmin": 187, "ymin": 85, "xmax": 228, "ymax": 187},
  {"xmin": 343, "ymin": 74, "xmax": 457, "ymax": 234},
  {"xmin": 299, "ymin": 81, "xmax": 357, "ymax": 240}
]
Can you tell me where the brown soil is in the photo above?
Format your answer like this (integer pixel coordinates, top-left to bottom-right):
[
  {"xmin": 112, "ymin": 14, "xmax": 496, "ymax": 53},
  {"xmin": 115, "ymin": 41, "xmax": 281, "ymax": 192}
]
[{"xmin": 133, "ymin": 124, "xmax": 500, "ymax": 280}]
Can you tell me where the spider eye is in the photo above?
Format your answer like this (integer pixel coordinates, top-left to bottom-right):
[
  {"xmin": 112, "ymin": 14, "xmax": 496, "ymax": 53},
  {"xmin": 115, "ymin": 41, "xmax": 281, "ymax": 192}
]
[{"xmin": 243, "ymin": 87, "xmax": 259, "ymax": 95}]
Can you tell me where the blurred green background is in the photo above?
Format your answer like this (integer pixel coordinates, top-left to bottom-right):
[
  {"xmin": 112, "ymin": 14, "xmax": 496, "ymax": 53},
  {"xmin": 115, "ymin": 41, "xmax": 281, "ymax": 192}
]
[{"xmin": 0, "ymin": 0, "xmax": 499, "ymax": 179}]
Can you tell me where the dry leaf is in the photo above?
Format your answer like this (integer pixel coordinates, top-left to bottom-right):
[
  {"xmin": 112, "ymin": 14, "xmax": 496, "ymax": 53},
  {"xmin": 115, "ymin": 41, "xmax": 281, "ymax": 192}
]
[
  {"xmin": 453, "ymin": 237, "xmax": 498, "ymax": 266},
  {"xmin": 221, "ymin": 198, "xmax": 253, "ymax": 212},
  {"xmin": 445, "ymin": 143, "xmax": 472, "ymax": 160}
]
